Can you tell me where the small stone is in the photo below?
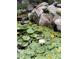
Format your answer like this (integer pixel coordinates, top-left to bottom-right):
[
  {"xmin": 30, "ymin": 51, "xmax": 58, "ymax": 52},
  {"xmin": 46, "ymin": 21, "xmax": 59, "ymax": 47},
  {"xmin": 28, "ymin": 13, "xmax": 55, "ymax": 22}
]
[{"xmin": 39, "ymin": 39, "xmax": 45, "ymax": 44}]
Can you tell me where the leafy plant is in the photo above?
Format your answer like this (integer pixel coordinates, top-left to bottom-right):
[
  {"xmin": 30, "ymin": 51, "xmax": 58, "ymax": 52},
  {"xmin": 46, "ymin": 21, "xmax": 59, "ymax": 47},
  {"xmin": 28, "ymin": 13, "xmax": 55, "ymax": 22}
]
[{"xmin": 17, "ymin": 22, "xmax": 61, "ymax": 59}]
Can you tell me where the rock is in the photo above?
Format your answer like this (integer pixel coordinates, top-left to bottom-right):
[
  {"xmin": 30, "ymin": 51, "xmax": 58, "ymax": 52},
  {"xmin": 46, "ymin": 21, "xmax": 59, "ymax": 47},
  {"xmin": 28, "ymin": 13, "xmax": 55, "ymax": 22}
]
[
  {"xmin": 47, "ymin": 4, "xmax": 57, "ymax": 15},
  {"xmin": 31, "ymin": 2, "xmax": 48, "ymax": 17},
  {"xmin": 51, "ymin": 13, "xmax": 61, "ymax": 31},
  {"xmin": 39, "ymin": 13, "xmax": 54, "ymax": 26},
  {"xmin": 56, "ymin": 4, "xmax": 61, "ymax": 8},
  {"xmin": 28, "ymin": 2, "xmax": 49, "ymax": 24},
  {"xmin": 47, "ymin": 3, "xmax": 61, "ymax": 30},
  {"xmin": 47, "ymin": 4, "xmax": 56, "ymax": 15},
  {"xmin": 39, "ymin": 39, "xmax": 45, "ymax": 44},
  {"xmin": 53, "ymin": 2, "xmax": 61, "ymax": 8},
  {"xmin": 32, "ymin": 8, "xmax": 43, "ymax": 17},
  {"xmin": 27, "ymin": 2, "xmax": 61, "ymax": 31},
  {"xmin": 28, "ymin": 12, "xmax": 40, "ymax": 24},
  {"xmin": 54, "ymin": 18, "xmax": 61, "ymax": 31},
  {"xmin": 56, "ymin": 8, "xmax": 61, "ymax": 14},
  {"xmin": 36, "ymin": 2, "xmax": 48, "ymax": 8},
  {"xmin": 29, "ymin": 2, "xmax": 50, "ymax": 17},
  {"xmin": 39, "ymin": 13, "xmax": 51, "ymax": 26},
  {"xmin": 27, "ymin": 4, "xmax": 34, "ymax": 12},
  {"xmin": 47, "ymin": 3, "xmax": 61, "ymax": 15}
]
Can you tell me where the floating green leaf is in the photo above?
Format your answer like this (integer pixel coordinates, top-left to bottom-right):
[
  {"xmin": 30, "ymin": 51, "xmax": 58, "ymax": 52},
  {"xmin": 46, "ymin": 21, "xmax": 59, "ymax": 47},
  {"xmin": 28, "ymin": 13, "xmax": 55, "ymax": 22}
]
[
  {"xmin": 22, "ymin": 36, "xmax": 30, "ymax": 41},
  {"xmin": 36, "ymin": 46, "xmax": 46, "ymax": 54},
  {"xmin": 27, "ymin": 28, "xmax": 34, "ymax": 34}
]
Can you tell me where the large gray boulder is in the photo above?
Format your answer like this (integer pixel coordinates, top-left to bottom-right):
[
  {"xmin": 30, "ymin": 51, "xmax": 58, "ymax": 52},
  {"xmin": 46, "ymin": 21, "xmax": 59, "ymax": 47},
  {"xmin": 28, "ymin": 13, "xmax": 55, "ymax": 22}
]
[{"xmin": 28, "ymin": 2, "xmax": 61, "ymax": 31}]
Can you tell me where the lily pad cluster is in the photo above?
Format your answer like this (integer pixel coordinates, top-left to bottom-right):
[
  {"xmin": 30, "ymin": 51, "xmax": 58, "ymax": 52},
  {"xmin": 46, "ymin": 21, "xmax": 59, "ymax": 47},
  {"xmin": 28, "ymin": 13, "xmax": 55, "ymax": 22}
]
[{"xmin": 17, "ymin": 21, "xmax": 61, "ymax": 59}]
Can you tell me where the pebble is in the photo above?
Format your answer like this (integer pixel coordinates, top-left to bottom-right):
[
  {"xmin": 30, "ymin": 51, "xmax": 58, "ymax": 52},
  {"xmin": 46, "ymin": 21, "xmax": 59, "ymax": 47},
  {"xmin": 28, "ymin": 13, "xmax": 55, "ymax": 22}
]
[{"xmin": 39, "ymin": 39, "xmax": 45, "ymax": 44}]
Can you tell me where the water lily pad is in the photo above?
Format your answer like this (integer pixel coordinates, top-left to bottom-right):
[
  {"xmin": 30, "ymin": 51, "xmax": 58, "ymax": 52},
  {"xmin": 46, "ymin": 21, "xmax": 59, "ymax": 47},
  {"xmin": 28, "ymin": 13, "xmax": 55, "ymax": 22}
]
[
  {"xmin": 27, "ymin": 28, "xmax": 34, "ymax": 34},
  {"xmin": 25, "ymin": 48, "xmax": 35, "ymax": 56},
  {"xmin": 22, "ymin": 42, "xmax": 28, "ymax": 47},
  {"xmin": 19, "ymin": 50, "xmax": 31, "ymax": 59},
  {"xmin": 29, "ymin": 42, "xmax": 40, "ymax": 51},
  {"xmin": 36, "ymin": 46, "xmax": 45, "ymax": 54},
  {"xmin": 17, "ymin": 38, "xmax": 23, "ymax": 45},
  {"xmin": 22, "ymin": 36, "xmax": 30, "ymax": 41},
  {"xmin": 30, "ymin": 34, "xmax": 38, "ymax": 39}
]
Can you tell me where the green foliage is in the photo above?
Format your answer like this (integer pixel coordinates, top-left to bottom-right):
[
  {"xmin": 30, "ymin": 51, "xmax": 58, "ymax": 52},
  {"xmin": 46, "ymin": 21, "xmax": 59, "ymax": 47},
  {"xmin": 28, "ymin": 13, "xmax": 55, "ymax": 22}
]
[
  {"xmin": 17, "ymin": 21, "xmax": 61, "ymax": 59},
  {"xmin": 35, "ymin": 55, "xmax": 47, "ymax": 59},
  {"xmin": 17, "ymin": 3, "xmax": 27, "ymax": 10},
  {"xmin": 22, "ymin": 35, "xmax": 30, "ymax": 41},
  {"xmin": 27, "ymin": 28, "xmax": 34, "ymax": 34}
]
